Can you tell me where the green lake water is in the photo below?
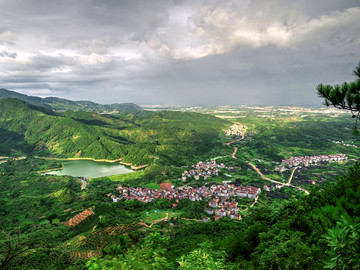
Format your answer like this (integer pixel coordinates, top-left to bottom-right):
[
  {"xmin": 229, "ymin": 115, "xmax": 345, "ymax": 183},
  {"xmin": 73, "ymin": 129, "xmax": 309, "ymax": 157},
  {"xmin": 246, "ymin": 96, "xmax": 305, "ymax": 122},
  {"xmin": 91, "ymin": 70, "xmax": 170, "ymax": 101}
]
[{"xmin": 46, "ymin": 160, "xmax": 134, "ymax": 178}]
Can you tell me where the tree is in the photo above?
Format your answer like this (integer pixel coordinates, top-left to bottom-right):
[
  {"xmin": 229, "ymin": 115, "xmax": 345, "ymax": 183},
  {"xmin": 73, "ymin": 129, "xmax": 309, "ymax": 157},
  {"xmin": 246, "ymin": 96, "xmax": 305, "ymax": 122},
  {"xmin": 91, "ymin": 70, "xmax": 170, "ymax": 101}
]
[
  {"xmin": 317, "ymin": 62, "xmax": 360, "ymax": 133},
  {"xmin": 323, "ymin": 215, "xmax": 360, "ymax": 269},
  {"xmin": 0, "ymin": 228, "xmax": 35, "ymax": 269},
  {"xmin": 177, "ymin": 249, "xmax": 226, "ymax": 270},
  {"xmin": 86, "ymin": 233, "xmax": 173, "ymax": 270},
  {"xmin": 353, "ymin": 61, "xmax": 360, "ymax": 78}
]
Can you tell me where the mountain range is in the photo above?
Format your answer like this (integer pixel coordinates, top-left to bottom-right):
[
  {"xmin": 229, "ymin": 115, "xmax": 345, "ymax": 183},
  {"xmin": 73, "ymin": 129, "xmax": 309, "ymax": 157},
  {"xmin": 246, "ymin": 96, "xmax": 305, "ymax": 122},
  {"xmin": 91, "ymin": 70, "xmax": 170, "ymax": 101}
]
[
  {"xmin": 0, "ymin": 97, "xmax": 229, "ymax": 165},
  {"xmin": 0, "ymin": 88, "xmax": 141, "ymax": 113}
]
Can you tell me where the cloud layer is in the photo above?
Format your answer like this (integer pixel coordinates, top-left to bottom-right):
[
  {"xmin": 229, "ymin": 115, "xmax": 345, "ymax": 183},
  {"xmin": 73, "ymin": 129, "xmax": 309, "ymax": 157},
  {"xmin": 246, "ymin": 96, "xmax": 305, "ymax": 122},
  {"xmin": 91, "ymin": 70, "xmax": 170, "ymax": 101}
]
[{"xmin": 0, "ymin": 0, "xmax": 359, "ymax": 105}]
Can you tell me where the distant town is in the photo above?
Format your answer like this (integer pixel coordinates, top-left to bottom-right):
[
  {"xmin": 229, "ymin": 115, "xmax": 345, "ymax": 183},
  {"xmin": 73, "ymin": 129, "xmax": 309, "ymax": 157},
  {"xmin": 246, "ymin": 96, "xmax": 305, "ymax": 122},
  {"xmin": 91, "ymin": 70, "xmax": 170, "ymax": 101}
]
[
  {"xmin": 279, "ymin": 154, "xmax": 347, "ymax": 168},
  {"xmin": 224, "ymin": 123, "xmax": 246, "ymax": 137}
]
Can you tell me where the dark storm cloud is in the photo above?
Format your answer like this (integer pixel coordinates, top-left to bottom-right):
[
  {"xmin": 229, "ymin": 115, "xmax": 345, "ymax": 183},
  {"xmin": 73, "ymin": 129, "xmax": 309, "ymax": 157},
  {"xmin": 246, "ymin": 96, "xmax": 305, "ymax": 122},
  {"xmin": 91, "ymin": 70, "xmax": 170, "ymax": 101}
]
[
  {"xmin": 0, "ymin": 50, "xmax": 17, "ymax": 58},
  {"xmin": 0, "ymin": 0, "xmax": 359, "ymax": 104}
]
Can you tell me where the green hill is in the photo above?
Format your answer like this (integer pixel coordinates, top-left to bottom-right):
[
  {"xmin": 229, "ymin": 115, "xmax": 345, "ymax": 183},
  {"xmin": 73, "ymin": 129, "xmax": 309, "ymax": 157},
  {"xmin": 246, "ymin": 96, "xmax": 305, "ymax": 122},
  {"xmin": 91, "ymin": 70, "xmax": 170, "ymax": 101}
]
[
  {"xmin": 0, "ymin": 88, "xmax": 52, "ymax": 109},
  {"xmin": 0, "ymin": 98, "xmax": 230, "ymax": 165},
  {"xmin": 0, "ymin": 88, "xmax": 141, "ymax": 113}
]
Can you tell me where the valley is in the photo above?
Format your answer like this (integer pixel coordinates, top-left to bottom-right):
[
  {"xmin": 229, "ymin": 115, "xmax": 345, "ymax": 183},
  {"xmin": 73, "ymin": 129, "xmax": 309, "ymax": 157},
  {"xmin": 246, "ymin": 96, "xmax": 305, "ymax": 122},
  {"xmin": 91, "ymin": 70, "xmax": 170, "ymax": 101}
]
[{"xmin": 1, "ymin": 101, "xmax": 360, "ymax": 269}]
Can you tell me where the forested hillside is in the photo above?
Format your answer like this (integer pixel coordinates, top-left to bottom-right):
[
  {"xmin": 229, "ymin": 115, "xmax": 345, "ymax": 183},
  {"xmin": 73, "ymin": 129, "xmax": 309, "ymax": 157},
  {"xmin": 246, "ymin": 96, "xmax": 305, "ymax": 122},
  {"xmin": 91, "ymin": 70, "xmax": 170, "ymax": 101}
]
[
  {"xmin": 0, "ymin": 98, "xmax": 229, "ymax": 165},
  {"xmin": 0, "ymin": 88, "xmax": 141, "ymax": 113},
  {"xmin": 80, "ymin": 164, "xmax": 360, "ymax": 270}
]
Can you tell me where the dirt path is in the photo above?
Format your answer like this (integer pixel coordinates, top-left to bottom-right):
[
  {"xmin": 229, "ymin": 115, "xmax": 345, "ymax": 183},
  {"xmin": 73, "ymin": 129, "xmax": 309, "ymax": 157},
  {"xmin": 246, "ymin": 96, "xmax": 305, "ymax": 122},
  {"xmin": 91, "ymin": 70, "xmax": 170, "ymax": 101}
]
[
  {"xmin": 248, "ymin": 162, "xmax": 285, "ymax": 185},
  {"xmin": 226, "ymin": 123, "xmax": 246, "ymax": 159},
  {"xmin": 250, "ymin": 194, "xmax": 259, "ymax": 208},
  {"xmin": 248, "ymin": 162, "xmax": 309, "ymax": 194},
  {"xmin": 139, "ymin": 213, "xmax": 169, "ymax": 228},
  {"xmin": 80, "ymin": 178, "xmax": 87, "ymax": 190},
  {"xmin": 287, "ymin": 166, "xmax": 298, "ymax": 184},
  {"xmin": 238, "ymin": 193, "xmax": 260, "ymax": 215},
  {"xmin": 232, "ymin": 147, "xmax": 238, "ymax": 159}
]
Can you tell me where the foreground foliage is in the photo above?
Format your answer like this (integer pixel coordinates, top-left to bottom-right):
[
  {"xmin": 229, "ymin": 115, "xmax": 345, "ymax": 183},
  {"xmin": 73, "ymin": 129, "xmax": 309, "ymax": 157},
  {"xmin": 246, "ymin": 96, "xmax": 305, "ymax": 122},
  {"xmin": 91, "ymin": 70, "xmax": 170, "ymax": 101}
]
[
  {"xmin": 317, "ymin": 61, "xmax": 360, "ymax": 132},
  {"xmin": 83, "ymin": 164, "xmax": 360, "ymax": 270}
]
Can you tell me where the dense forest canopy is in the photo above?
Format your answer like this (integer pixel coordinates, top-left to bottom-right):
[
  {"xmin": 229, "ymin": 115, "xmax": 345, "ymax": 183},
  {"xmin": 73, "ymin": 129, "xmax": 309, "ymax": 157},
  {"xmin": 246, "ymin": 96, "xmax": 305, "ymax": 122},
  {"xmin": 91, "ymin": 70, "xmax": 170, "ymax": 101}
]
[
  {"xmin": 0, "ymin": 98, "xmax": 230, "ymax": 166},
  {"xmin": 0, "ymin": 88, "xmax": 142, "ymax": 113}
]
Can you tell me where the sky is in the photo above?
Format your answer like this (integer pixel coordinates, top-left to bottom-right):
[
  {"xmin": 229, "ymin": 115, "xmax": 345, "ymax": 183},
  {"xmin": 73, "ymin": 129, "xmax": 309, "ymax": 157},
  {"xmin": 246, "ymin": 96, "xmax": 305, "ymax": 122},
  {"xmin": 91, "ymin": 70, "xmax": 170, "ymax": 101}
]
[{"xmin": 0, "ymin": 0, "xmax": 359, "ymax": 105}]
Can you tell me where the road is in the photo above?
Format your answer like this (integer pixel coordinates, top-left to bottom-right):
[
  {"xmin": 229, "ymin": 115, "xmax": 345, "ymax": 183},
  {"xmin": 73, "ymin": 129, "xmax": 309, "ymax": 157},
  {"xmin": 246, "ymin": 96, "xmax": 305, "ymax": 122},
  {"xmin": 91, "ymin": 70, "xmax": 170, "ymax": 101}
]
[
  {"xmin": 139, "ymin": 213, "xmax": 169, "ymax": 228},
  {"xmin": 288, "ymin": 166, "xmax": 298, "ymax": 184},
  {"xmin": 226, "ymin": 123, "xmax": 246, "ymax": 159},
  {"xmin": 79, "ymin": 178, "xmax": 87, "ymax": 190},
  {"xmin": 225, "ymin": 125, "xmax": 248, "ymax": 146},
  {"xmin": 0, "ymin": 156, "xmax": 26, "ymax": 165},
  {"xmin": 232, "ymin": 147, "xmax": 238, "ymax": 159},
  {"xmin": 248, "ymin": 162, "xmax": 309, "ymax": 194},
  {"xmin": 248, "ymin": 162, "xmax": 285, "ymax": 185}
]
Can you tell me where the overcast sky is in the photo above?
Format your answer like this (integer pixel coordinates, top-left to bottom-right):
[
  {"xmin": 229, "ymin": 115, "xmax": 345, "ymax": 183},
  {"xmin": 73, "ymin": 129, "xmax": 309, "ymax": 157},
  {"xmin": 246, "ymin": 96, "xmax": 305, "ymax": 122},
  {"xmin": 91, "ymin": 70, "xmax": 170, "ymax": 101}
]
[{"xmin": 0, "ymin": 0, "xmax": 359, "ymax": 105}]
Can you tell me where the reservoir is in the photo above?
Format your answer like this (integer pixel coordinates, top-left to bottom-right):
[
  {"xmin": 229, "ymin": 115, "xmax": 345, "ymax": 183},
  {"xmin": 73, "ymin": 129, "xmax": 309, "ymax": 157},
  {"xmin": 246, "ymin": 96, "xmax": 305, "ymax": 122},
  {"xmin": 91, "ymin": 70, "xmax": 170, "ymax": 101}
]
[{"xmin": 46, "ymin": 160, "xmax": 134, "ymax": 178}]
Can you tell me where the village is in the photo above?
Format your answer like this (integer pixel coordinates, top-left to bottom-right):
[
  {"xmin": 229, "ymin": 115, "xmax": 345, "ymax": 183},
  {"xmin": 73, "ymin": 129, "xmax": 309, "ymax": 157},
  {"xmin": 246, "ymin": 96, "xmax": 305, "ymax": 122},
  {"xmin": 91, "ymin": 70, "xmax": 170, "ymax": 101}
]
[
  {"xmin": 107, "ymin": 152, "xmax": 349, "ymax": 221},
  {"xmin": 280, "ymin": 154, "xmax": 347, "ymax": 168},
  {"xmin": 332, "ymin": 140, "xmax": 359, "ymax": 148},
  {"xmin": 182, "ymin": 160, "xmax": 226, "ymax": 180},
  {"xmin": 224, "ymin": 123, "xmax": 246, "ymax": 137},
  {"xmin": 110, "ymin": 183, "xmax": 261, "ymax": 221}
]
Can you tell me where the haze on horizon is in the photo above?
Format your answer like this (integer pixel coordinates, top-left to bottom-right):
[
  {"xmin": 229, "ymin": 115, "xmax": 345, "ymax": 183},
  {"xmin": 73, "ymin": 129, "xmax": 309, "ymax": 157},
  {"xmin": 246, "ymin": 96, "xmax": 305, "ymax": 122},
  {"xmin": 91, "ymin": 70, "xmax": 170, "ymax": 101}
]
[{"xmin": 0, "ymin": 0, "xmax": 359, "ymax": 105}]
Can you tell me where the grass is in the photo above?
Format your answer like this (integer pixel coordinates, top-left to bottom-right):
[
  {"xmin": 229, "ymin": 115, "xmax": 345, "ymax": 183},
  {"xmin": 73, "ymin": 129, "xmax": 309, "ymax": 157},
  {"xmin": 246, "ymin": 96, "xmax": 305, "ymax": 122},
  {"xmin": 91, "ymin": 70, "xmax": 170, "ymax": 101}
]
[
  {"xmin": 52, "ymin": 218, "xmax": 61, "ymax": 224},
  {"xmin": 141, "ymin": 210, "xmax": 179, "ymax": 224},
  {"xmin": 144, "ymin": 182, "xmax": 161, "ymax": 190},
  {"xmin": 98, "ymin": 170, "xmax": 146, "ymax": 182},
  {"xmin": 142, "ymin": 211, "xmax": 166, "ymax": 223}
]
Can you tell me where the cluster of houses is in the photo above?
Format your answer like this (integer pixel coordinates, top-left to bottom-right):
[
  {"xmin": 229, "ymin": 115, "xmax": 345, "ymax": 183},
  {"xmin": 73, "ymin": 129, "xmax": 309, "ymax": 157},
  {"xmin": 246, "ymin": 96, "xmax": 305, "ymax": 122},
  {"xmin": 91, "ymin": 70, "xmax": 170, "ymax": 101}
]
[
  {"xmin": 262, "ymin": 184, "xmax": 284, "ymax": 191},
  {"xmin": 182, "ymin": 160, "xmax": 226, "ymax": 180},
  {"xmin": 204, "ymin": 199, "xmax": 240, "ymax": 221},
  {"xmin": 110, "ymin": 183, "xmax": 261, "ymax": 222},
  {"xmin": 333, "ymin": 141, "xmax": 358, "ymax": 148},
  {"xmin": 204, "ymin": 184, "xmax": 261, "ymax": 221},
  {"xmin": 112, "ymin": 184, "xmax": 202, "ymax": 203},
  {"xmin": 224, "ymin": 124, "xmax": 246, "ymax": 136},
  {"xmin": 281, "ymin": 154, "xmax": 347, "ymax": 168}
]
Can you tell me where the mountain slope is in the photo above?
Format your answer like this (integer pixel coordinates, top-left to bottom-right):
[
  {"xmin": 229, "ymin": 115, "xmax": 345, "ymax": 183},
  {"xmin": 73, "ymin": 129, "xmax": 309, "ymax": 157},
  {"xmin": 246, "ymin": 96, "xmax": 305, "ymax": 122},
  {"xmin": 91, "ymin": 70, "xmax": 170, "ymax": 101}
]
[
  {"xmin": 0, "ymin": 98, "xmax": 230, "ymax": 165},
  {"xmin": 0, "ymin": 88, "xmax": 52, "ymax": 109},
  {"xmin": 0, "ymin": 88, "xmax": 141, "ymax": 113}
]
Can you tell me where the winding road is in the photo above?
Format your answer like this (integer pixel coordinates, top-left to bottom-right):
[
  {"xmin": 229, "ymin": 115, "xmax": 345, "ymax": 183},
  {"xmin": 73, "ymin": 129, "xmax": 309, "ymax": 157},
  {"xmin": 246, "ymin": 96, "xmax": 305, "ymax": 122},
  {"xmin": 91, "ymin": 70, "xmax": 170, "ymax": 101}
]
[
  {"xmin": 224, "ymin": 122, "xmax": 309, "ymax": 195},
  {"xmin": 139, "ymin": 213, "xmax": 169, "ymax": 228},
  {"xmin": 231, "ymin": 147, "xmax": 238, "ymax": 159},
  {"xmin": 226, "ymin": 124, "xmax": 247, "ymax": 159},
  {"xmin": 248, "ymin": 162, "xmax": 309, "ymax": 194},
  {"xmin": 288, "ymin": 166, "xmax": 298, "ymax": 184},
  {"xmin": 225, "ymin": 125, "xmax": 248, "ymax": 146},
  {"xmin": 248, "ymin": 162, "xmax": 286, "ymax": 186},
  {"xmin": 79, "ymin": 178, "xmax": 87, "ymax": 190}
]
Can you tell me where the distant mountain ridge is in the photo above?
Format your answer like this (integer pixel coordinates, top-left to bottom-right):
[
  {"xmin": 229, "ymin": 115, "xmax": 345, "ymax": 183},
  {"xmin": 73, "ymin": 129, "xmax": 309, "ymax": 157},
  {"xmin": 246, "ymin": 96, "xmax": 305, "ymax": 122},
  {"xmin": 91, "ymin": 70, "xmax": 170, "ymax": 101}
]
[
  {"xmin": 0, "ymin": 88, "xmax": 141, "ymax": 113},
  {"xmin": 0, "ymin": 97, "xmax": 229, "ymax": 164}
]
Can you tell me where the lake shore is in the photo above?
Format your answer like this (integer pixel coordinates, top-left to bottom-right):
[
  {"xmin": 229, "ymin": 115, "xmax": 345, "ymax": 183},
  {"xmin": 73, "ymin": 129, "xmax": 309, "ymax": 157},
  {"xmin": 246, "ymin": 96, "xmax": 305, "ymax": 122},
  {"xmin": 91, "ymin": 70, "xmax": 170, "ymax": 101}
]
[
  {"xmin": 34, "ymin": 156, "xmax": 122, "ymax": 163},
  {"xmin": 34, "ymin": 156, "xmax": 147, "ymax": 170},
  {"xmin": 119, "ymin": 162, "xmax": 148, "ymax": 170},
  {"xmin": 38, "ymin": 166, "xmax": 64, "ymax": 174}
]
